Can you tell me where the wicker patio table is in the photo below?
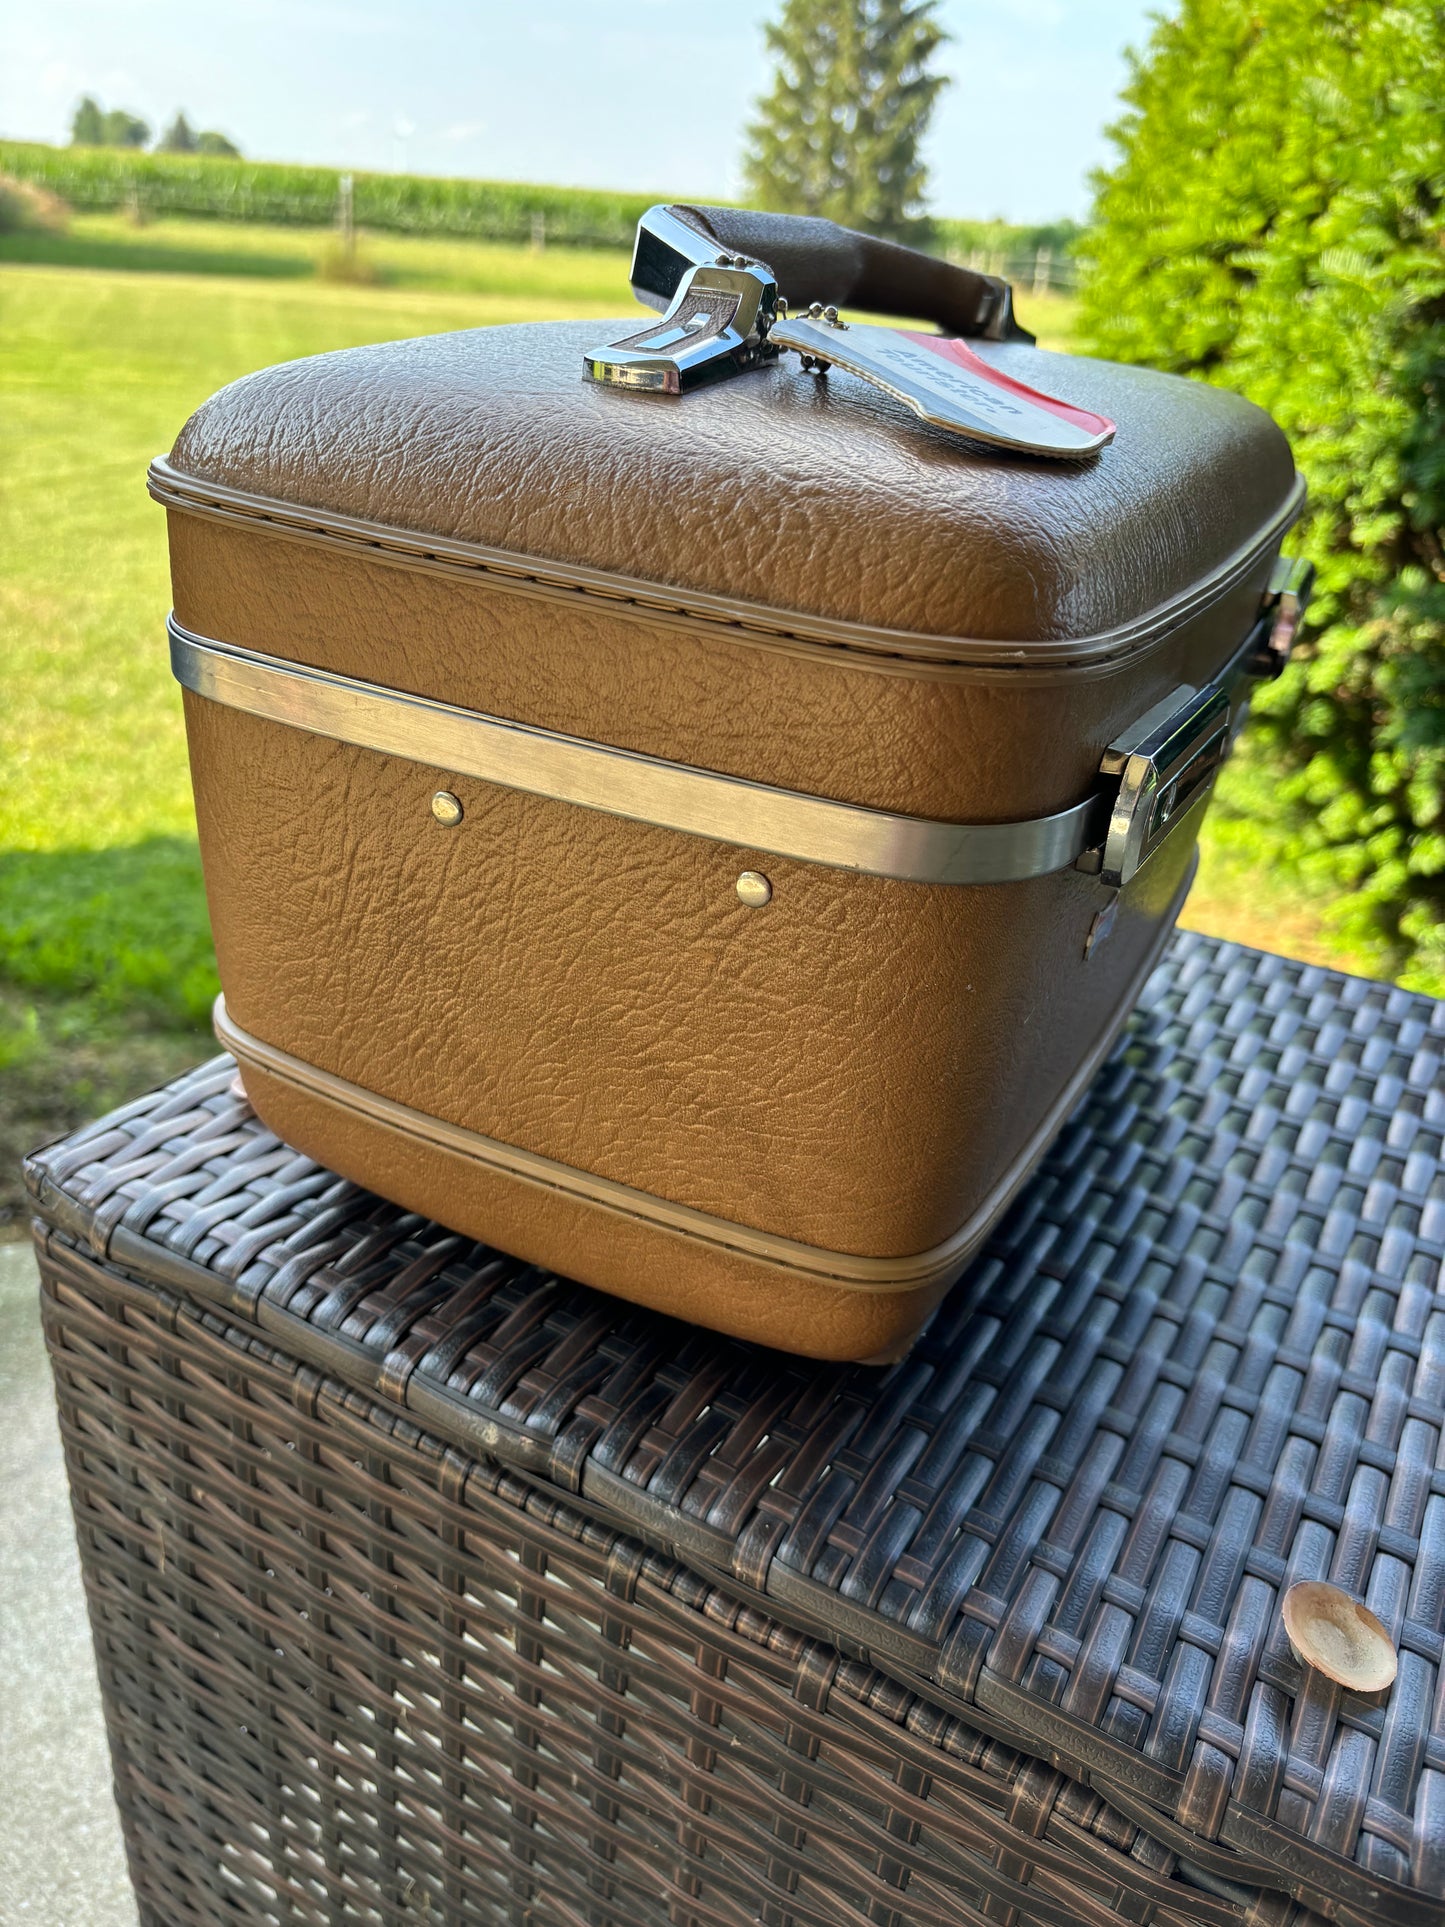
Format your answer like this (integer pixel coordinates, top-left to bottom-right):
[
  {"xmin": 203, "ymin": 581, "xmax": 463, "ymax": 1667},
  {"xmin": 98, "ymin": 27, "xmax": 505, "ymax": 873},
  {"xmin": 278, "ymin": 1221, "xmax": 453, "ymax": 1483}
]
[{"xmin": 26, "ymin": 931, "xmax": 1445, "ymax": 1927}]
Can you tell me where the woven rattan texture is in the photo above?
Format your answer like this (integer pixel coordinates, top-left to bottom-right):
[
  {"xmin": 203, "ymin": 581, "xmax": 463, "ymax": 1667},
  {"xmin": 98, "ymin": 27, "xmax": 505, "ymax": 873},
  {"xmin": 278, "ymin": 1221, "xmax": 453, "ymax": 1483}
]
[
  {"xmin": 27, "ymin": 931, "xmax": 1445, "ymax": 1924},
  {"xmin": 39, "ymin": 1238, "xmax": 1332, "ymax": 1927}
]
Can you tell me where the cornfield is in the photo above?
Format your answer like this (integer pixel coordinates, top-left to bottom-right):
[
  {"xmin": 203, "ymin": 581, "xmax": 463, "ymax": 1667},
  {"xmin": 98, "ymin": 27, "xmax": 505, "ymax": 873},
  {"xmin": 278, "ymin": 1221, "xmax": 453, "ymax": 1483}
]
[
  {"xmin": 0, "ymin": 141, "xmax": 655, "ymax": 248},
  {"xmin": 0, "ymin": 141, "xmax": 1084, "ymax": 282}
]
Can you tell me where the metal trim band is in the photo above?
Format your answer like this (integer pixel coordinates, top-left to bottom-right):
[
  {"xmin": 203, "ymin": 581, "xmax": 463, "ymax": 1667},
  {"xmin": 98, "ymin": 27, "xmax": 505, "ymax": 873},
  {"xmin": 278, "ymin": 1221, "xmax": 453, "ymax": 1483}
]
[{"xmin": 170, "ymin": 619, "xmax": 1106, "ymax": 885}]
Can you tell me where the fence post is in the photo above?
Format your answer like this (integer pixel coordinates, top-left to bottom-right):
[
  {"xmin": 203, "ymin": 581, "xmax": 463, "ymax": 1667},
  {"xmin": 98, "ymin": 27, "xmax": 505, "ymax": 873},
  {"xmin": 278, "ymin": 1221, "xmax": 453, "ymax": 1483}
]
[
  {"xmin": 338, "ymin": 173, "xmax": 355, "ymax": 267},
  {"xmin": 530, "ymin": 210, "xmax": 546, "ymax": 252},
  {"xmin": 1032, "ymin": 247, "xmax": 1052, "ymax": 295}
]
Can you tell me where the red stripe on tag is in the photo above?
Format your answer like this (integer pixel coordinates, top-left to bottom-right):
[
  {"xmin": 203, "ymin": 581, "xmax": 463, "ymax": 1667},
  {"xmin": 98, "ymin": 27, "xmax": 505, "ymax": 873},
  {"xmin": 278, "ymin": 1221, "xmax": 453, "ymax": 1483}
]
[{"xmin": 902, "ymin": 333, "xmax": 1116, "ymax": 439}]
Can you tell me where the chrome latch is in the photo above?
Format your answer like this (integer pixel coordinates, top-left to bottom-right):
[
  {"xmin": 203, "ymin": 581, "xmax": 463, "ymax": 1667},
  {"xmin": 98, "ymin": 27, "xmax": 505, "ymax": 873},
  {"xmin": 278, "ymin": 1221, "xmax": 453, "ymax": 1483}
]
[
  {"xmin": 1094, "ymin": 684, "xmax": 1233, "ymax": 889},
  {"xmin": 1247, "ymin": 554, "xmax": 1315, "ymax": 678},
  {"xmin": 583, "ymin": 260, "xmax": 779, "ymax": 393},
  {"xmin": 1081, "ymin": 552, "xmax": 1313, "ymax": 889},
  {"xmin": 584, "ymin": 206, "xmax": 779, "ymax": 393}
]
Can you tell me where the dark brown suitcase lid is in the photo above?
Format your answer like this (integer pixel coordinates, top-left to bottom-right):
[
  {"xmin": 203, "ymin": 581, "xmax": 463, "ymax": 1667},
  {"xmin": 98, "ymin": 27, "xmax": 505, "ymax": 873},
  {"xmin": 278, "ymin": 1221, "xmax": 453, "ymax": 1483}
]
[
  {"xmin": 28, "ymin": 932, "xmax": 1445, "ymax": 1927},
  {"xmin": 157, "ymin": 319, "xmax": 1301, "ymax": 665}
]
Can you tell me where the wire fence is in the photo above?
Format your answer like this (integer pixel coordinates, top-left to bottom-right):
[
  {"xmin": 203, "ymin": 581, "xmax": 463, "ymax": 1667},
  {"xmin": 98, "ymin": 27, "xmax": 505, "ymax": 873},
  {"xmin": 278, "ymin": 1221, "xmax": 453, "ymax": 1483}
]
[
  {"xmin": 1, "ymin": 141, "xmax": 1084, "ymax": 290},
  {"xmin": 947, "ymin": 248, "xmax": 1080, "ymax": 295}
]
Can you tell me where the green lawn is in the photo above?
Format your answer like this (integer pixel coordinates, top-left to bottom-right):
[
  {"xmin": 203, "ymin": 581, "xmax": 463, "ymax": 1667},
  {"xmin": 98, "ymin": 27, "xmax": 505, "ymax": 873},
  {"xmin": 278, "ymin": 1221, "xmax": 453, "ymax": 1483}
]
[
  {"xmin": 0, "ymin": 210, "xmax": 639, "ymax": 300},
  {"xmin": 0, "ymin": 214, "xmax": 1348, "ymax": 1229}
]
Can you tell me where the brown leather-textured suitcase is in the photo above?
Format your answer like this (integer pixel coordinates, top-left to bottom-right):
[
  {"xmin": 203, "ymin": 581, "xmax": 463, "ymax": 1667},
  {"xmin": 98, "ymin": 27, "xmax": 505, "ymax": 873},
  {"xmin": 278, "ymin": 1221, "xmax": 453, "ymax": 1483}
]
[{"xmin": 152, "ymin": 206, "xmax": 1307, "ymax": 1361}]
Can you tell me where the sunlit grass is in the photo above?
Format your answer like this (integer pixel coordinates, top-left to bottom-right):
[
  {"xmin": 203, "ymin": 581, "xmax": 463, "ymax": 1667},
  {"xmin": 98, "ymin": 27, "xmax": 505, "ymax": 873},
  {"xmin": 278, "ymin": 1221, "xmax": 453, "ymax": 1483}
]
[
  {"xmin": 0, "ymin": 210, "xmax": 639, "ymax": 302},
  {"xmin": 0, "ymin": 209, "xmax": 1078, "ymax": 341}
]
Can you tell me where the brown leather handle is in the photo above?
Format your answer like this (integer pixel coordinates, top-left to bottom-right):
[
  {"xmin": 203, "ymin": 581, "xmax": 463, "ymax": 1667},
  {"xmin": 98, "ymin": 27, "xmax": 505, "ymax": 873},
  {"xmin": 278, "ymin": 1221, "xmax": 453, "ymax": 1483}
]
[{"xmin": 669, "ymin": 204, "xmax": 1033, "ymax": 344}]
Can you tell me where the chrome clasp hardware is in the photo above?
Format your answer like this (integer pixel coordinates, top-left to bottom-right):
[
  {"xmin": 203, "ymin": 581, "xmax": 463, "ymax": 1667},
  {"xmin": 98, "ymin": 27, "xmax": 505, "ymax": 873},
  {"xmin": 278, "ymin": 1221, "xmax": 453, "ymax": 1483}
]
[
  {"xmin": 1247, "ymin": 554, "xmax": 1315, "ymax": 677},
  {"xmin": 1096, "ymin": 684, "xmax": 1232, "ymax": 889},
  {"xmin": 1083, "ymin": 551, "xmax": 1313, "ymax": 891},
  {"xmin": 584, "ymin": 203, "xmax": 1106, "ymax": 453},
  {"xmin": 789, "ymin": 302, "xmax": 847, "ymax": 374},
  {"xmin": 583, "ymin": 261, "xmax": 779, "ymax": 393},
  {"xmin": 584, "ymin": 206, "xmax": 780, "ymax": 393}
]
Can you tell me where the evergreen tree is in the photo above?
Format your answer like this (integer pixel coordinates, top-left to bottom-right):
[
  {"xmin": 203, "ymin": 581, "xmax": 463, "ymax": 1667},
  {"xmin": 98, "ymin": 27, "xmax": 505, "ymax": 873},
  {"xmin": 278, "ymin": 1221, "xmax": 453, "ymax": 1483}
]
[
  {"xmin": 100, "ymin": 107, "xmax": 150, "ymax": 148},
  {"xmin": 157, "ymin": 112, "xmax": 198, "ymax": 153},
  {"xmin": 1080, "ymin": 0, "xmax": 1445, "ymax": 993},
  {"xmin": 743, "ymin": 0, "xmax": 947, "ymax": 241},
  {"xmin": 70, "ymin": 96, "xmax": 105, "ymax": 145}
]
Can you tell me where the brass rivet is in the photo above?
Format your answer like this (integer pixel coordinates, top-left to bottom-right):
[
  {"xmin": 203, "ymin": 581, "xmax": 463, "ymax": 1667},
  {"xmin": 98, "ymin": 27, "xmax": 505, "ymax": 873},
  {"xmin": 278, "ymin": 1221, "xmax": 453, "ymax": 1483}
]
[
  {"xmin": 736, "ymin": 870, "xmax": 772, "ymax": 907},
  {"xmin": 431, "ymin": 790, "xmax": 464, "ymax": 827}
]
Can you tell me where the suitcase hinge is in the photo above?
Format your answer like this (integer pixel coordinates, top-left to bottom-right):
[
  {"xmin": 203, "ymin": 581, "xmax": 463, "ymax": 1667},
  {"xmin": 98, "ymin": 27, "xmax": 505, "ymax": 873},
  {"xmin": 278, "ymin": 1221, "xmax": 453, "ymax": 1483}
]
[{"xmin": 1079, "ymin": 554, "xmax": 1313, "ymax": 891}]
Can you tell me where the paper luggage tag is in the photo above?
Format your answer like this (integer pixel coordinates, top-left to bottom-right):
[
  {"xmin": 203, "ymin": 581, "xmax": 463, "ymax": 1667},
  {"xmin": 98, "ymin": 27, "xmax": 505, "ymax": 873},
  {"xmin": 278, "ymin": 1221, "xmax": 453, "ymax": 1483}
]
[{"xmin": 769, "ymin": 314, "xmax": 1115, "ymax": 460}]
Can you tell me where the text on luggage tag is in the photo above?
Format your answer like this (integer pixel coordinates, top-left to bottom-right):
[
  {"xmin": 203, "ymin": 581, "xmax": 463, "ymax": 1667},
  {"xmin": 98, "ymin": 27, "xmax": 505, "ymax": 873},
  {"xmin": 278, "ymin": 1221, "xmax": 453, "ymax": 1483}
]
[
  {"xmin": 770, "ymin": 308, "xmax": 1115, "ymax": 459},
  {"xmin": 587, "ymin": 292, "xmax": 1113, "ymax": 459}
]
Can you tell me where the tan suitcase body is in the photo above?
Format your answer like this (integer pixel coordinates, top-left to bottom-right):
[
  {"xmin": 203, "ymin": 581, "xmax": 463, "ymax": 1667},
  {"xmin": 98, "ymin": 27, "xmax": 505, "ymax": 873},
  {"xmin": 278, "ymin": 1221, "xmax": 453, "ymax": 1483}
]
[{"xmin": 156, "ymin": 291, "xmax": 1301, "ymax": 1360}]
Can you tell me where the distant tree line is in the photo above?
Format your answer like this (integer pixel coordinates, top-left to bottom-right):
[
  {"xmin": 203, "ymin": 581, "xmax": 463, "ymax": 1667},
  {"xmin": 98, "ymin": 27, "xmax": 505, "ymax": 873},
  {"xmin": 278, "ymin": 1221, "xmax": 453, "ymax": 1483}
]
[{"xmin": 70, "ymin": 97, "xmax": 240, "ymax": 159}]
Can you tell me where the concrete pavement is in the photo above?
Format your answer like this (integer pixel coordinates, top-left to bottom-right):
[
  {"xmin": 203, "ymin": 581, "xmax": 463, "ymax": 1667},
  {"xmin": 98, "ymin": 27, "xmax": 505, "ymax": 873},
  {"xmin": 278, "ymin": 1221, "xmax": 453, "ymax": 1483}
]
[{"xmin": 0, "ymin": 1240, "xmax": 137, "ymax": 1925}]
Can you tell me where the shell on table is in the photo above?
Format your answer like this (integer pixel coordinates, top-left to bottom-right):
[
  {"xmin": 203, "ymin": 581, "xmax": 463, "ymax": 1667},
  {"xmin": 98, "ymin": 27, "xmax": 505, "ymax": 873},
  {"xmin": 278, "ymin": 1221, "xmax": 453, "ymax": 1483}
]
[{"xmin": 1282, "ymin": 1582, "xmax": 1397, "ymax": 1694}]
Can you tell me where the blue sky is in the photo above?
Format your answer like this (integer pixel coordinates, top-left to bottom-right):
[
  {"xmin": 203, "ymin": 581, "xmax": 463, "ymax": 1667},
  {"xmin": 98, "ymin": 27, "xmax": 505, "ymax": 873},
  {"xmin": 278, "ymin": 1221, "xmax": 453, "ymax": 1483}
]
[{"xmin": 2, "ymin": 1, "xmax": 1160, "ymax": 224}]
